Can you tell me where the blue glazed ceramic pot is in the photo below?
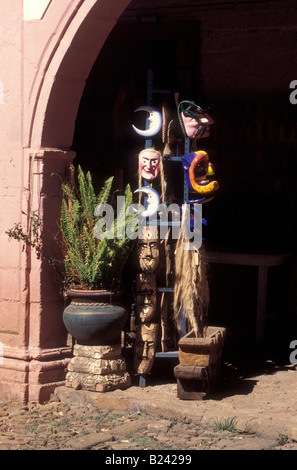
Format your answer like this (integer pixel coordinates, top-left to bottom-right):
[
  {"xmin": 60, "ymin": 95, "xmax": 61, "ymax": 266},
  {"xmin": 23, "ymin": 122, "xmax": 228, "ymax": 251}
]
[{"xmin": 63, "ymin": 290, "xmax": 128, "ymax": 346}]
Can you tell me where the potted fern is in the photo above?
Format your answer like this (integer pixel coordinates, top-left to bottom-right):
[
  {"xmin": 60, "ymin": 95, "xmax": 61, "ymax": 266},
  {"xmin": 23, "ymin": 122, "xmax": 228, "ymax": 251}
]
[{"xmin": 61, "ymin": 165, "xmax": 136, "ymax": 346}]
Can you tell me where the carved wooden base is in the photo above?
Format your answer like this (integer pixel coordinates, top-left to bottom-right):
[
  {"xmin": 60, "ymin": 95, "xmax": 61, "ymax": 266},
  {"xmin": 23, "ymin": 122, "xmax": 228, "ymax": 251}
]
[
  {"xmin": 66, "ymin": 344, "xmax": 131, "ymax": 393},
  {"xmin": 174, "ymin": 326, "xmax": 226, "ymax": 400},
  {"xmin": 175, "ymin": 366, "xmax": 209, "ymax": 400}
]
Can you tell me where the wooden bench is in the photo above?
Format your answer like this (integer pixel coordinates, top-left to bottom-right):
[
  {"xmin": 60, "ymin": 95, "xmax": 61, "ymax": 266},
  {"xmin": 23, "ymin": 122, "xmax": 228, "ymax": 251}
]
[{"xmin": 205, "ymin": 252, "xmax": 292, "ymax": 344}]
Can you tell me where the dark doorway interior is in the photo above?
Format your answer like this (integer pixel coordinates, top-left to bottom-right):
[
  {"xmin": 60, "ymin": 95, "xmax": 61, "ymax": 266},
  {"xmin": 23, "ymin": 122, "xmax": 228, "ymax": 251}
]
[
  {"xmin": 71, "ymin": 17, "xmax": 204, "ymax": 358},
  {"xmin": 72, "ymin": 20, "xmax": 201, "ymax": 196},
  {"xmin": 71, "ymin": 4, "xmax": 297, "ymax": 364}
]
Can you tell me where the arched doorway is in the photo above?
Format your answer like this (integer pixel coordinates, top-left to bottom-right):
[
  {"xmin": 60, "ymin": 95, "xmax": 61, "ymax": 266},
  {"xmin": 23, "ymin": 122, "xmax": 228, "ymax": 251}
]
[
  {"xmin": 21, "ymin": 0, "xmax": 297, "ymax": 402},
  {"xmin": 18, "ymin": 0, "xmax": 132, "ymax": 403},
  {"xmin": 23, "ymin": 0, "xmax": 205, "ymax": 402},
  {"xmin": 69, "ymin": 1, "xmax": 297, "ymax": 372},
  {"xmin": 29, "ymin": 0, "xmax": 131, "ymax": 150}
]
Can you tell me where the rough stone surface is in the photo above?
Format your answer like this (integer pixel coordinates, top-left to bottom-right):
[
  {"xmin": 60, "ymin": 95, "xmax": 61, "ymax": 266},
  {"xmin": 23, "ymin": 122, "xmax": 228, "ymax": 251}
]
[
  {"xmin": 66, "ymin": 344, "xmax": 131, "ymax": 393},
  {"xmin": 67, "ymin": 356, "xmax": 127, "ymax": 375},
  {"xmin": 73, "ymin": 344, "xmax": 122, "ymax": 359},
  {"xmin": 0, "ymin": 359, "xmax": 297, "ymax": 451},
  {"xmin": 66, "ymin": 371, "xmax": 131, "ymax": 392}
]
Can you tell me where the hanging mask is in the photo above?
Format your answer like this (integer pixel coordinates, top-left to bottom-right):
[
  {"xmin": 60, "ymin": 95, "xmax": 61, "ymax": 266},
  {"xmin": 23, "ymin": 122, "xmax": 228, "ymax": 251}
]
[
  {"xmin": 132, "ymin": 106, "xmax": 163, "ymax": 137},
  {"xmin": 182, "ymin": 150, "xmax": 219, "ymax": 196},
  {"xmin": 177, "ymin": 100, "xmax": 214, "ymax": 139},
  {"xmin": 138, "ymin": 148, "xmax": 161, "ymax": 182}
]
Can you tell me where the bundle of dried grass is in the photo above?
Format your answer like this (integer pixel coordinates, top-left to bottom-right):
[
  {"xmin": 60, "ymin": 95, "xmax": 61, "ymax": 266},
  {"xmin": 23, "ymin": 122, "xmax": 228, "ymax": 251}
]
[{"xmin": 173, "ymin": 224, "xmax": 209, "ymax": 338}]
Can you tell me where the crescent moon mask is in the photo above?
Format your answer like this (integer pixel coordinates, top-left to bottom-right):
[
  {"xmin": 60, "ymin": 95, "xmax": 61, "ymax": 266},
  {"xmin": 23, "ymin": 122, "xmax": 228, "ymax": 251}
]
[
  {"xmin": 134, "ymin": 187, "xmax": 160, "ymax": 218},
  {"xmin": 132, "ymin": 105, "xmax": 163, "ymax": 137}
]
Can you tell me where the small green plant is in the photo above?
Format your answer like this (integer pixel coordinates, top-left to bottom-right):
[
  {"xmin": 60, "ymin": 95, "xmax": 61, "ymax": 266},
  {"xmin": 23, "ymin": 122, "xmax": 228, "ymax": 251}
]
[
  {"xmin": 277, "ymin": 434, "xmax": 289, "ymax": 446},
  {"xmin": 24, "ymin": 420, "xmax": 40, "ymax": 434},
  {"xmin": 60, "ymin": 165, "xmax": 136, "ymax": 290},
  {"xmin": 95, "ymin": 408, "xmax": 125, "ymax": 427},
  {"xmin": 213, "ymin": 417, "xmax": 238, "ymax": 433},
  {"xmin": 106, "ymin": 412, "xmax": 124, "ymax": 422},
  {"xmin": 136, "ymin": 437, "xmax": 151, "ymax": 444},
  {"xmin": 203, "ymin": 433, "xmax": 218, "ymax": 441},
  {"xmin": 6, "ymin": 210, "xmax": 59, "ymax": 273}
]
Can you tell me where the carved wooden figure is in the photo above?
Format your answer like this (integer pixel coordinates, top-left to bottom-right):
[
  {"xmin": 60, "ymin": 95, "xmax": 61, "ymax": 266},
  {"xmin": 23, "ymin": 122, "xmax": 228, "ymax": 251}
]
[
  {"xmin": 134, "ymin": 226, "xmax": 160, "ymax": 375},
  {"xmin": 136, "ymin": 273, "xmax": 157, "ymax": 323},
  {"xmin": 134, "ymin": 323, "xmax": 159, "ymax": 376}
]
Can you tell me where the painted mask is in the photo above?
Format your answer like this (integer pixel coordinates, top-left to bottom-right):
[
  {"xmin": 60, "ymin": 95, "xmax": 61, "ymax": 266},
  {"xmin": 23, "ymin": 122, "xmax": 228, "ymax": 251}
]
[
  {"xmin": 134, "ymin": 186, "xmax": 160, "ymax": 219},
  {"xmin": 138, "ymin": 148, "xmax": 161, "ymax": 182},
  {"xmin": 177, "ymin": 100, "xmax": 214, "ymax": 140},
  {"xmin": 182, "ymin": 150, "xmax": 219, "ymax": 196}
]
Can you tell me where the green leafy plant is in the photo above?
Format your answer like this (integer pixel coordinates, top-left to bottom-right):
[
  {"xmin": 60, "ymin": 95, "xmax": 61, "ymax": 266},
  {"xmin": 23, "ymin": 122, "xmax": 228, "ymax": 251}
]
[
  {"xmin": 213, "ymin": 417, "xmax": 238, "ymax": 433},
  {"xmin": 60, "ymin": 165, "xmax": 136, "ymax": 291},
  {"xmin": 6, "ymin": 166, "xmax": 137, "ymax": 293}
]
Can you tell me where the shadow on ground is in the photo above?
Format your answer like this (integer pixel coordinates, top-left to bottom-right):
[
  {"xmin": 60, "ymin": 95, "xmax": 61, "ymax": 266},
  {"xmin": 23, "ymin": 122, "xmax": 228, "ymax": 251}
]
[{"xmin": 122, "ymin": 337, "xmax": 295, "ymax": 401}]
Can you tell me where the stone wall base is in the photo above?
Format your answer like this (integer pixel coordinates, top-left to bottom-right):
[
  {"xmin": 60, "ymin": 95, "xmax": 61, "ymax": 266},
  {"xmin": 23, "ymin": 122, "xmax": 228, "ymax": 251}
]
[
  {"xmin": 66, "ymin": 344, "xmax": 131, "ymax": 393},
  {"xmin": 0, "ymin": 346, "xmax": 72, "ymax": 403}
]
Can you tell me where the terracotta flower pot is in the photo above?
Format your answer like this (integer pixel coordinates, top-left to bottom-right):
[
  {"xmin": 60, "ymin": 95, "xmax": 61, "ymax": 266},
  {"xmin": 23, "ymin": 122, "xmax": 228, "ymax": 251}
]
[{"xmin": 63, "ymin": 289, "xmax": 128, "ymax": 346}]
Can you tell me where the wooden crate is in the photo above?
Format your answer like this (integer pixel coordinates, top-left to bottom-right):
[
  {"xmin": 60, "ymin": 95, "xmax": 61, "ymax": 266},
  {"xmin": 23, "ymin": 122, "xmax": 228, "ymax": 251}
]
[{"xmin": 174, "ymin": 326, "xmax": 226, "ymax": 400}]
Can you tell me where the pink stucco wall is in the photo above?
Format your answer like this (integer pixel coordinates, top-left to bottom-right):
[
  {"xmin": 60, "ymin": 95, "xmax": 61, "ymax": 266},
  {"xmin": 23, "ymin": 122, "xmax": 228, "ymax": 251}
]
[{"xmin": 0, "ymin": 0, "xmax": 131, "ymax": 403}]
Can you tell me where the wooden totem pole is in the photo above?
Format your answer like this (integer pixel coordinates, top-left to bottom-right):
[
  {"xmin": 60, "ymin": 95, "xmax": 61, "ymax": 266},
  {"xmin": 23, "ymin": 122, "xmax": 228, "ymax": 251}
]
[{"xmin": 133, "ymin": 148, "xmax": 165, "ymax": 376}]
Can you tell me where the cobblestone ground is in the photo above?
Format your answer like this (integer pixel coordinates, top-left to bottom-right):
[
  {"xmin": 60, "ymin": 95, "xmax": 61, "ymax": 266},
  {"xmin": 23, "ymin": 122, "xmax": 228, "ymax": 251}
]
[
  {"xmin": 1, "ymin": 356, "xmax": 297, "ymax": 451},
  {"xmin": 0, "ymin": 390, "xmax": 297, "ymax": 451}
]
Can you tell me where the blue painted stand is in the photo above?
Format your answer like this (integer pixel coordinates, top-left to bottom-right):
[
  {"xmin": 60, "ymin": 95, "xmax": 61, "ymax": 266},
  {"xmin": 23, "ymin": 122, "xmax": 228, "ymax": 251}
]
[{"xmin": 138, "ymin": 69, "xmax": 190, "ymax": 387}]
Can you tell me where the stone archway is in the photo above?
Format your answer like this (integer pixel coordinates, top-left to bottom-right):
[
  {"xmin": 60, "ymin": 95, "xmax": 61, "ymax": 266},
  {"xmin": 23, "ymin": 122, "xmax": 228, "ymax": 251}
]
[
  {"xmin": 28, "ymin": 0, "xmax": 131, "ymax": 150},
  {"xmin": 2, "ymin": 0, "xmax": 131, "ymax": 404}
]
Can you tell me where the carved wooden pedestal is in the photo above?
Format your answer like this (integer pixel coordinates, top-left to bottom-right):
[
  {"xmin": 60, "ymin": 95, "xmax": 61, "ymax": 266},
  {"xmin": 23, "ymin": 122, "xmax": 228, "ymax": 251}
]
[
  {"xmin": 174, "ymin": 326, "xmax": 226, "ymax": 400},
  {"xmin": 66, "ymin": 344, "xmax": 131, "ymax": 392}
]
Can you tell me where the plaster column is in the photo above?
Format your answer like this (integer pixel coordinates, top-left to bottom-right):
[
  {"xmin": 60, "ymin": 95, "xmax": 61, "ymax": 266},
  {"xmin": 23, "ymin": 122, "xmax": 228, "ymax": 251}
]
[{"xmin": 1, "ymin": 148, "xmax": 75, "ymax": 403}]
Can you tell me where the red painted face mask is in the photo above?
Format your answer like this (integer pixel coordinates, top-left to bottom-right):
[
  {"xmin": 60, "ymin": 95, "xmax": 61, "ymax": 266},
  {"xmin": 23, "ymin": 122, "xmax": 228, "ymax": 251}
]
[{"xmin": 138, "ymin": 149, "xmax": 161, "ymax": 182}]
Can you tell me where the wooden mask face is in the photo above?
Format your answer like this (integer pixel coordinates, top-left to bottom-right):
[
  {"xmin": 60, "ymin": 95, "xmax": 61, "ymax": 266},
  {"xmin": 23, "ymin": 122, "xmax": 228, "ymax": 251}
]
[
  {"xmin": 134, "ymin": 323, "xmax": 158, "ymax": 375},
  {"xmin": 136, "ymin": 273, "xmax": 156, "ymax": 323},
  {"xmin": 137, "ymin": 226, "xmax": 159, "ymax": 273}
]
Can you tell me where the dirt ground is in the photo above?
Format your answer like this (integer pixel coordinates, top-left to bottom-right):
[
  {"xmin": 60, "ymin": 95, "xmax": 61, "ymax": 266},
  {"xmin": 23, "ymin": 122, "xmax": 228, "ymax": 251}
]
[{"xmin": 1, "ymin": 349, "xmax": 297, "ymax": 452}]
